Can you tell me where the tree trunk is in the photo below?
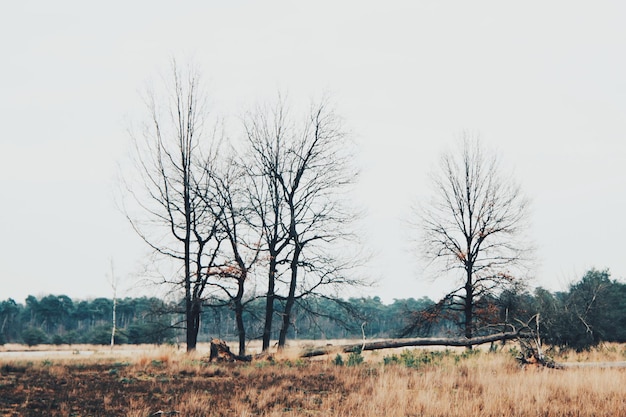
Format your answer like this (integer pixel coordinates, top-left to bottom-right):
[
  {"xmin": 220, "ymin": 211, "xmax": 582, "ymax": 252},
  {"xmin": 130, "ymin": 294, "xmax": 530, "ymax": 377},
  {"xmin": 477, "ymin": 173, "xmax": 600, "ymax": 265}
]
[
  {"xmin": 464, "ymin": 266, "xmax": 474, "ymax": 348},
  {"xmin": 234, "ymin": 301, "xmax": 245, "ymax": 357},
  {"xmin": 277, "ymin": 296, "xmax": 295, "ymax": 349},
  {"xmin": 110, "ymin": 297, "xmax": 116, "ymax": 349},
  {"xmin": 300, "ymin": 332, "xmax": 520, "ymax": 358},
  {"xmin": 262, "ymin": 256, "xmax": 277, "ymax": 351},
  {"xmin": 186, "ymin": 299, "xmax": 201, "ymax": 352},
  {"xmin": 233, "ymin": 276, "xmax": 246, "ymax": 357},
  {"xmin": 278, "ymin": 245, "xmax": 301, "ymax": 349},
  {"xmin": 184, "ymin": 244, "xmax": 195, "ymax": 351}
]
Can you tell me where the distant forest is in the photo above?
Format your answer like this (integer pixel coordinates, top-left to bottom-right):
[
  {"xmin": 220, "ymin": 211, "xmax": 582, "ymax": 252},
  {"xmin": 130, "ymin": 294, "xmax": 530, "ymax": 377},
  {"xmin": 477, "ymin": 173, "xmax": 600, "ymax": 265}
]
[{"xmin": 1, "ymin": 269, "xmax": 625, "ymax": 351}]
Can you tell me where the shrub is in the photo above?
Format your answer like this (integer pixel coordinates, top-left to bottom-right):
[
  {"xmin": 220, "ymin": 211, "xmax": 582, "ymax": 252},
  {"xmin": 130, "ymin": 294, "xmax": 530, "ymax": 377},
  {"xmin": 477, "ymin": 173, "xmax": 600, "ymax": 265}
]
[
  {"xmin": 21, "ymin": 327, "xmax": 48, "ymax": 346},
  {"xmin": 125, "ymin": 322, "xmax": 174, "ymax": 344},
  {"xmin": 51, "ymin": 334, "xmax": 66, "ymax": 345},
  {"xmin": 85, "ymin": 325, "xmax": 128, "ymax": 345},
  {"xmin": 347, "ymin": 348, "xmax": 364, "ymax": 366},
  {"xmin": 383, "ymin": 349, "xmax": 447, "ymax": 368},
  {"xmin": 383, "ymin": 354, "xmax": 400, "ymax": 365},
  {"xmin": 333, "ymin": 354, "xmax": 344, "ymax": 366}
]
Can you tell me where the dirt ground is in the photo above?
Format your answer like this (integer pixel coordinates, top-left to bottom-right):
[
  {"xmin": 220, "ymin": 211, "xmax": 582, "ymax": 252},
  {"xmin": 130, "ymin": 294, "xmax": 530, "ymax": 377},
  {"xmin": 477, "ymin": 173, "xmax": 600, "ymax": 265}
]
[{"xmin": 0, "ymin": 358, "xmax": 340, "ymax": 417}]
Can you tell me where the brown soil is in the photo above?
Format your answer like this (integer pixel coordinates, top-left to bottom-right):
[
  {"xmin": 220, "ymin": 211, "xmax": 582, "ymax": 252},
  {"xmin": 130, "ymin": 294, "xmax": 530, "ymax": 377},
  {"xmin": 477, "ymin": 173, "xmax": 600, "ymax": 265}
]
[{"xmin": 0, "ymin": 361, "xmax": 341, "ymax": 417}]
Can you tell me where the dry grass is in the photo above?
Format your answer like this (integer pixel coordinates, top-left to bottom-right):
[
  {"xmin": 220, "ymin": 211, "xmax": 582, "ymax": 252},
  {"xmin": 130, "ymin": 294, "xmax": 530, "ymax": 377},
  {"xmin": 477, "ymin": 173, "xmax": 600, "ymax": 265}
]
[
  {"xmin": 547, "ymin": 342, "xmax": 626, "ymax": 363},
  {"xmin": 124, "ymin": 343, "xmax": 626, "ymax": 417},
  {"xmin": 1, "ymin": 342, "xmax": 625, "ymax": 416},
  {"xmin": 341, "ymin": 353, "xmax": 625, "ymax": 417}
]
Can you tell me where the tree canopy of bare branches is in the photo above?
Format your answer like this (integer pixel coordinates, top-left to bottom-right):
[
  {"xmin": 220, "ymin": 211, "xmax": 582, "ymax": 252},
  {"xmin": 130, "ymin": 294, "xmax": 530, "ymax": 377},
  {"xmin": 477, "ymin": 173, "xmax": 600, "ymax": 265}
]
[
  {"xmin": 418, "ymin": 136, "xmax": 532, "ymax": 342},
  {"xmin": 122, "ymin": 61, "xmax": 225, "ymax": 351},
  {"xmin": 243, "ymin": 97, "xmax": 360, "ymax": 351},
  {"xmin": 204, "ymin": 159, "xmax": 261, "ymax": 356},
  {"xmin": 122, "ymin": 61, "xmax": 362, "ymax": 353}
]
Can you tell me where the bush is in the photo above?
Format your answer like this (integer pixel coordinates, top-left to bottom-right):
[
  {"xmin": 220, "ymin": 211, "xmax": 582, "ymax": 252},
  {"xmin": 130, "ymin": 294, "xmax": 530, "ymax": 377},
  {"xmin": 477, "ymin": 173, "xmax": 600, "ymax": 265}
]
[
  {"xmin": 333, "ymin": 354, "xmax": 344, "ymax": 366},
  {"xmin": 51, "ymin": 334, "xmax": 66, "ymax": 345},
  {"xmin": 347, "ymin": 348, "xmax": 364, "ymax": 366},
  {"xmin": 85, "ymin": 326, "xmax": 128, "ymax": 345},
  {"xmin": 64, "ymin": 330, "xmax": 81, "ymax": 345},
  {"xmin": 383, "ymin": 354, "xmax": 400, "ymax": 365},
  {"xmin": 383, "ymin": 349, "xmax": 447, "ymax": 368},
  {"xmin": 125, "ymin": 322, "xmax": 174, "ymax": 344},
  {"xmin": 21, "ymin": 327, "xmax": 48, "ymax": 346}
]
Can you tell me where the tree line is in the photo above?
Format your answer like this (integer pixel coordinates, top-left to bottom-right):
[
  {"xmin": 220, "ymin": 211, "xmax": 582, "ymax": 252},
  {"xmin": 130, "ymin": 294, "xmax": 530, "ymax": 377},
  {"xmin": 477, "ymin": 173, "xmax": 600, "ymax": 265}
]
[
  {"xmin": 0, "ymin": 296, "xmax": 174, "ymax": 346},
  {"xmin": 2, "ymin": 269, "xmax": 624, "ymax": 351},
  {"xmin": 402, "ymin": 269, "xmax": 626, "ymax": 352},
  {"xmin": 0, "ymin": 294, "xmax": 429, "ymax": 347}
]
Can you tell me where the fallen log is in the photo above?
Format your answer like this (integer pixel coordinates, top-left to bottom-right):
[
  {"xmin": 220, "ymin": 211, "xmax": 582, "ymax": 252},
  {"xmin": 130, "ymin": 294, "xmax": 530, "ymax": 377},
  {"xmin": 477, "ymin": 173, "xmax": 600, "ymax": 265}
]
[
  {"xmin": 300, "ymin": 332, "xmax": 520, "ymax": 358},
  {"xmin": 554, "ymin": 361, "xmax": 626, "ymax": 369}
]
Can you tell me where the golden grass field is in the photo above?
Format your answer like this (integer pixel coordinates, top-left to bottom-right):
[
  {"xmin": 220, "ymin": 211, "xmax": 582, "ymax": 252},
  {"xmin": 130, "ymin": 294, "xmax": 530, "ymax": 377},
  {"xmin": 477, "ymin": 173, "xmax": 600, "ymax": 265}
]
[{"xmin": 1, "ymin": 340, "xmax": 625, "ymax": 416}]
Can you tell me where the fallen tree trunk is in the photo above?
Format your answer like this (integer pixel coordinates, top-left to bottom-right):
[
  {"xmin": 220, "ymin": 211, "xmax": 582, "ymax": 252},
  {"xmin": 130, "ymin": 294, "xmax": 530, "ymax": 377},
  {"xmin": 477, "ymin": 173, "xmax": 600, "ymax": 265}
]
[
  {"xmin": 300, "ymin": 332, "xmax": 520, "ymax": 358},
  {"xmin": 555, "ymin": 361, "xmax": 626, "ymax": 369}
]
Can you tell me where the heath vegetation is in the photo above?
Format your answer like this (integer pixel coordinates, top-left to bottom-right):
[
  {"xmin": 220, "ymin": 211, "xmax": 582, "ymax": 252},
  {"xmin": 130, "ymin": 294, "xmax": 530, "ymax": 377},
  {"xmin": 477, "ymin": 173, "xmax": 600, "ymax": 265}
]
[{"xmin": 1, "ymin": 342, "xmax": 625, "ymax": 416}]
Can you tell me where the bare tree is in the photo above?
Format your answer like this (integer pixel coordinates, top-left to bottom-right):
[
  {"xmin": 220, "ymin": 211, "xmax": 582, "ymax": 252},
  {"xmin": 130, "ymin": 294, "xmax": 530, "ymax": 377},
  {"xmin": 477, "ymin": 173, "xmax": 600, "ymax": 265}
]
[
  {"xmin": 203, "ymin": 159, "xmax": 261, "ymax": 357},
  {"xmin": 106, "ymin": 258, "xmax": 118, "ymax": 350},
  {"xmin": 418, "ymin": 136, "xmax": 532, "ymax": 343},
  {"xmin": 244, "ymin": 97, "xmax": 359, "ymax": 350},
  {"xmin": 123, "ymin": 61, "xmax": 223, "ymax": 351},
  {"xmin": 243, "ymin": 101, "xmax": 293, "ymax": 351},
  {"xmin": 274, "ymin": 102, "xmax": 359, "ymax": 349}
]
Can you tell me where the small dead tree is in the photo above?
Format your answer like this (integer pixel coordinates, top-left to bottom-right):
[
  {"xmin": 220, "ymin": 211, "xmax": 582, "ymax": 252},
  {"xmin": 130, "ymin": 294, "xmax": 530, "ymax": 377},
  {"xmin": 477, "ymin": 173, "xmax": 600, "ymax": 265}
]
[{"xmin": 418, "ymin": 136, "xmax": 532, "ymax": 344}]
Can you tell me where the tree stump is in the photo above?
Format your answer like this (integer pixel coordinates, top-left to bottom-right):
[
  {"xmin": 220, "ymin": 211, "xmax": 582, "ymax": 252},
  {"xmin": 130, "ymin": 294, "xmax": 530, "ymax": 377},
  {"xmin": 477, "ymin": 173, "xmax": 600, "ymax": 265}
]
[{"xmin": 208, "ymin": 339, "xmax": 251, "ymax": 362}]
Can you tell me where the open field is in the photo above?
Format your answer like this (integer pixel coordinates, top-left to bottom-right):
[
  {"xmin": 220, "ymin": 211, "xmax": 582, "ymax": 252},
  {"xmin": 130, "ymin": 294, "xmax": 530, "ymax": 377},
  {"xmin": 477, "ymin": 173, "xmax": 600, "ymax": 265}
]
[{"xmin": 1, "ymin": 341, "xmax": 625, "ymax": 416}]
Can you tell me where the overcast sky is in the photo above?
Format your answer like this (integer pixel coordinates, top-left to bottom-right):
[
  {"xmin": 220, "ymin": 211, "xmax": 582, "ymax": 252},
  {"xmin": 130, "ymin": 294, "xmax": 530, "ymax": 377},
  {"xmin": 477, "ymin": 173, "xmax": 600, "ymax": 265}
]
[{"xmin": 2, "ymin": 1, "xmax": 626, "ymax": 304}]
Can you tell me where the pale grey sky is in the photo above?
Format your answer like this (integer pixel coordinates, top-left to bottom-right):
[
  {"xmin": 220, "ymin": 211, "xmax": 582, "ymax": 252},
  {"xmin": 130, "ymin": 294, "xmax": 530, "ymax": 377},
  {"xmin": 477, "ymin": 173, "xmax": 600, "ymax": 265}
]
[{"xmin": 2, "ymin": 1, "xmax": 626, "ymax": 303}]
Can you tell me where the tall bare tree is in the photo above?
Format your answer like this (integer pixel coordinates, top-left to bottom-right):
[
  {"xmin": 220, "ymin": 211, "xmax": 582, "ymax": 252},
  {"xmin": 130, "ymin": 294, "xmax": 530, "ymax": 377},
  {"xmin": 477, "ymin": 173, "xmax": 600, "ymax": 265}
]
[
  {"xmin": 244, "ymin": 98, "xmax": 359, "ymax": 350},
  {"xmin": 123, "ymin": 61, "xmax": 222, "ymax": 351},
  {"xmin": 419, "ymin": 136, "xmax": 532, "ymax": 343},
  {"xmin": 203, "ymin": 159, "xmax": 261, "ymax": 357},
  {"xmin": 274, "ymin": 103, "xmax": 358, "ymax": 349},
  {"xmin": 243, "ymin": 100, "xmax": 294, "ymax": 351}
]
